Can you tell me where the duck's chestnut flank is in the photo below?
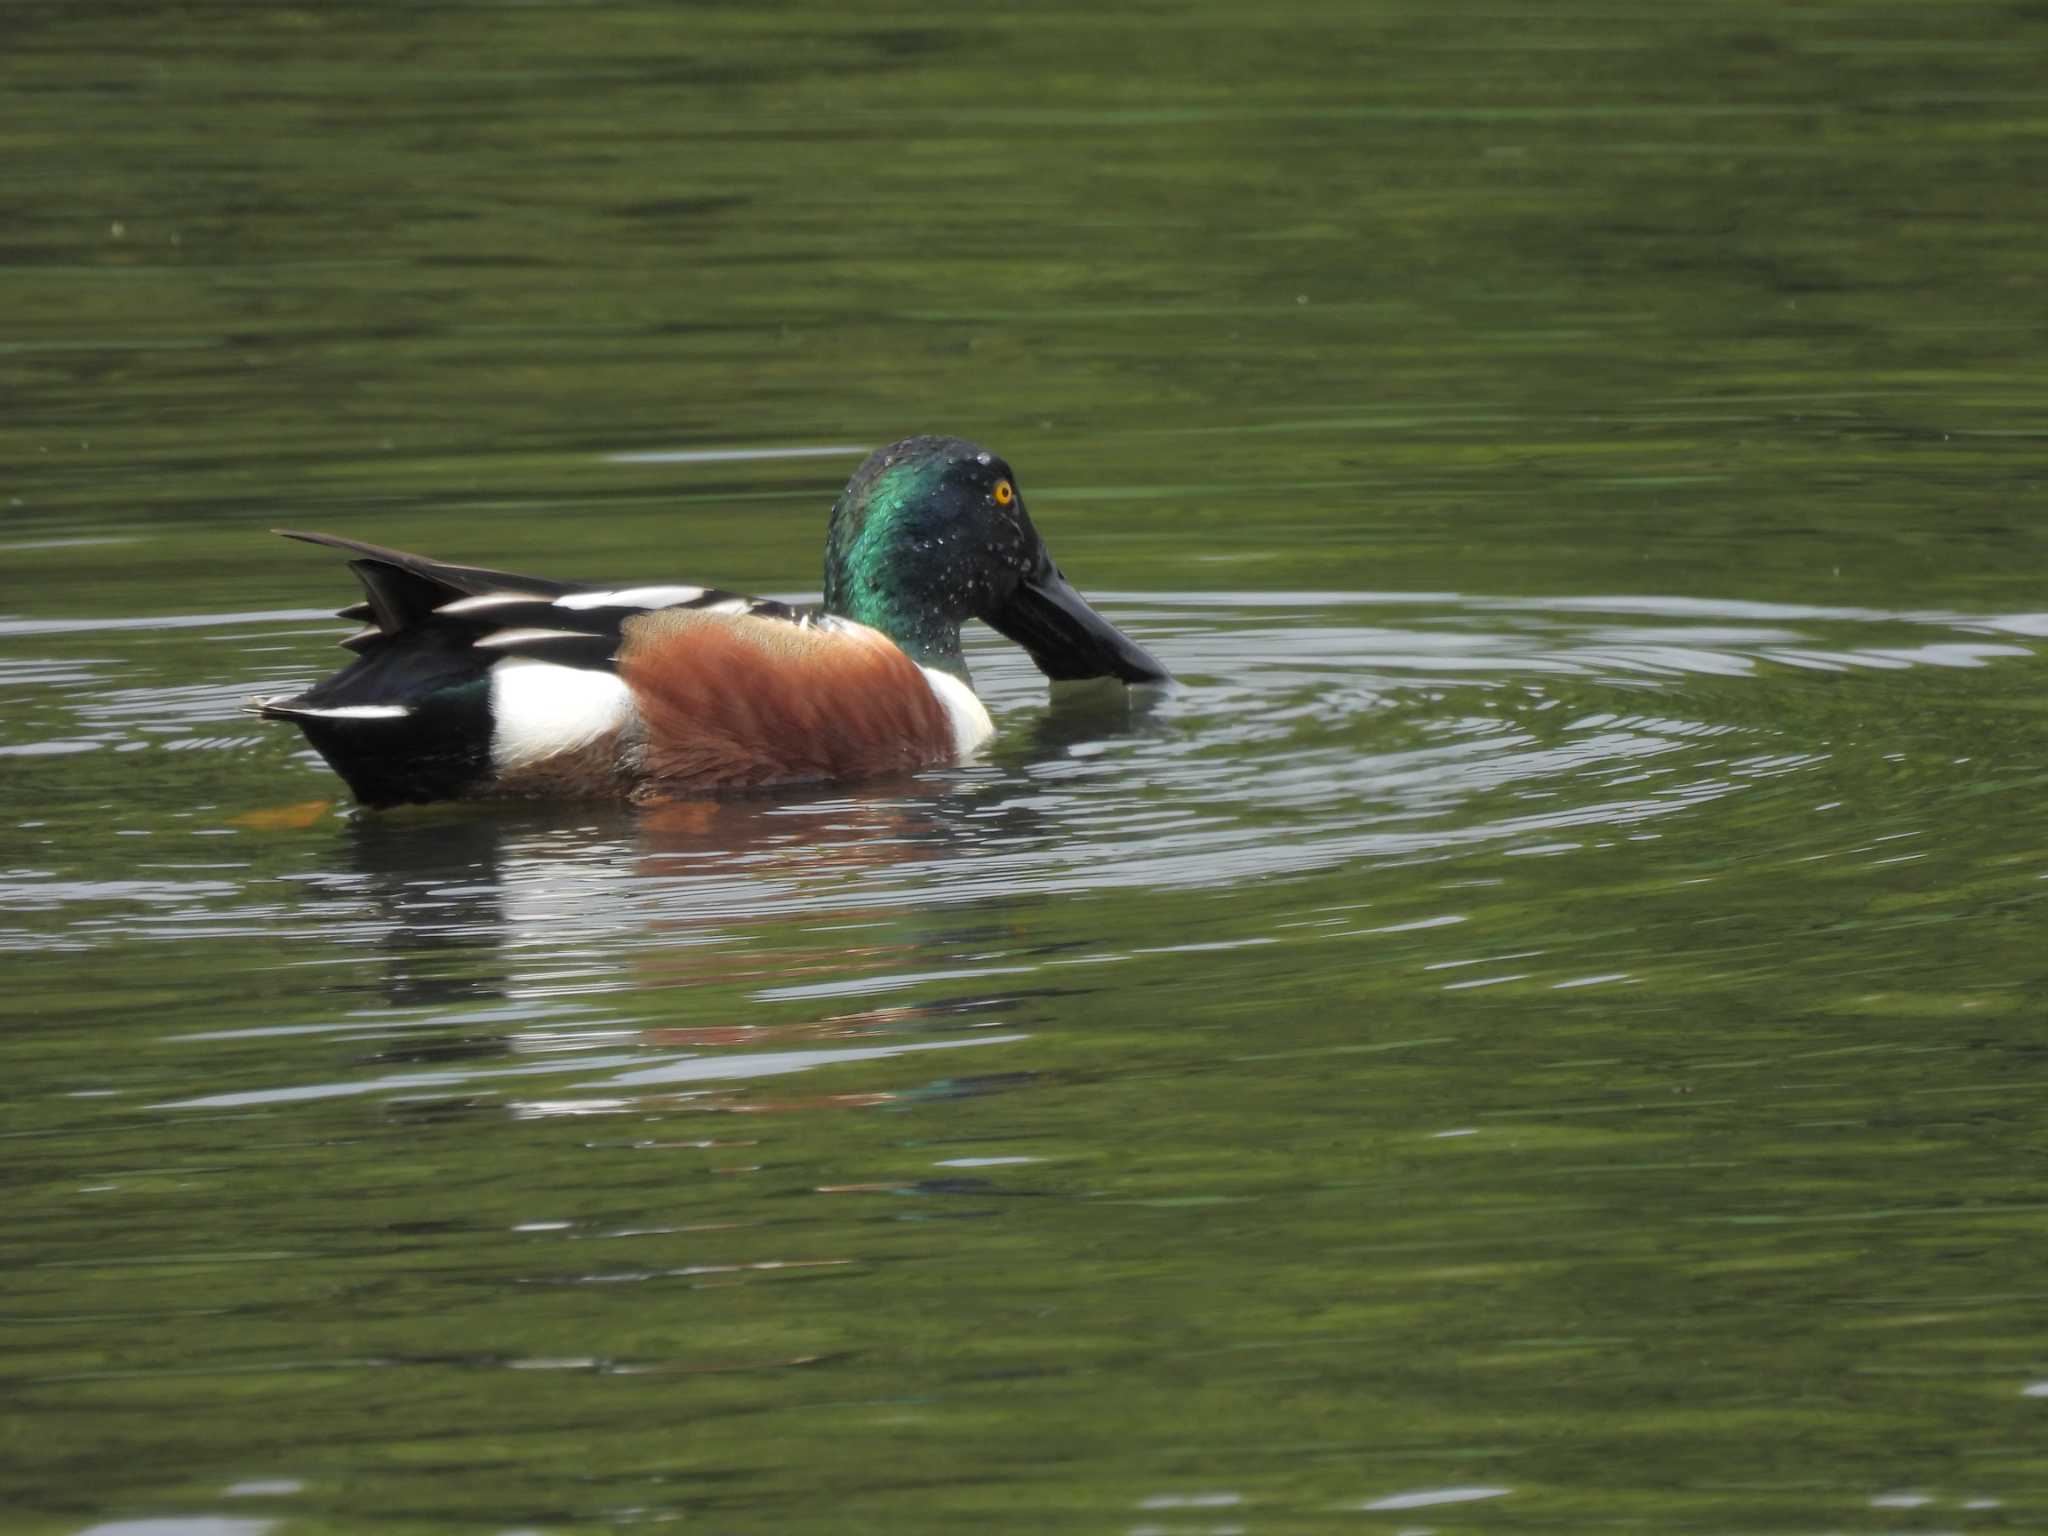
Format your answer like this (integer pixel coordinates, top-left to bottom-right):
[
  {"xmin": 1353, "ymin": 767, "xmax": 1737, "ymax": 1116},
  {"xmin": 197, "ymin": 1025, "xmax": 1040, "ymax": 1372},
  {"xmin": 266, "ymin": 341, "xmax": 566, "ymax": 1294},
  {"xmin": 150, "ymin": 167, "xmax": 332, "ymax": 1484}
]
[
  {"xmin": 252, "ymin": 435, "xmax": 1169, "ymax": 807},
  {"xmin": 618, "ymin": 604, "xmax": 956, "ymax": 789}
]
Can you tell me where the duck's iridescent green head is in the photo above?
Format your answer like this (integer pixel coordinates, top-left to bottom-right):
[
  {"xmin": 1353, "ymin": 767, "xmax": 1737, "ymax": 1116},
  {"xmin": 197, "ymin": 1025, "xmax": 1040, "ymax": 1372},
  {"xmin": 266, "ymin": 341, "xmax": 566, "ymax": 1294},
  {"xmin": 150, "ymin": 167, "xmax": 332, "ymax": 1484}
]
[{"xmin": 823, "ymin": 435, "xmax": 1168, "ymax": 685}]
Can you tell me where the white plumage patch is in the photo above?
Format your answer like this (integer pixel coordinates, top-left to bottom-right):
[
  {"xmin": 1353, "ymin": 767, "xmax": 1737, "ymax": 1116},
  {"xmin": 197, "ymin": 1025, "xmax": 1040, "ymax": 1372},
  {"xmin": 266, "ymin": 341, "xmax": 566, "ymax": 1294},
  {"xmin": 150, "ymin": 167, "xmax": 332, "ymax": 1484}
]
[
  {"xmin": 489, "ymin": 659, "xmax": 635, "ymax": 769},
  {"xmin": 274, "ymin": 701, "xmax": 411, "ymax": 719},
  {"xmin": 474, "ymin": 627, "xmax": 595, "ymax": 650},
  {"xmin": 436, "ymin": 592, "xmax": 551, "ymax": 616},
  {"xmin": 555, "ymin": 585, "xmax": 706, "ymax": 611},
  {"xmin": 918, "ymin": 667, "xmax": 995, "ymax": 758}
]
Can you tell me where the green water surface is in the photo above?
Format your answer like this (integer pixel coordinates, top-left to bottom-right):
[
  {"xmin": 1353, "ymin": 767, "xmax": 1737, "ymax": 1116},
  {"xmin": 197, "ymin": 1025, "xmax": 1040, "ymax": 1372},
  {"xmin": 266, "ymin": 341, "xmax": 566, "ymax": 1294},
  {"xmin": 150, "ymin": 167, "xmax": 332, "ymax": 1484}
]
[{"xmin": 7, "ymin": 4, "xmax": 2048, "ymax": 1532}]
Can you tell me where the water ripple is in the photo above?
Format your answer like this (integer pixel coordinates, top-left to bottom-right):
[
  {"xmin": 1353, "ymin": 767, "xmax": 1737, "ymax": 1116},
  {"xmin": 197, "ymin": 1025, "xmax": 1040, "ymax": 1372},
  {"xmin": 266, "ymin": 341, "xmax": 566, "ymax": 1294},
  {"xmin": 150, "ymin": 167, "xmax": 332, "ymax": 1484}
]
[{"xmin": 2, "ymin": 590, "xmax": 2038, "ymax": 962}]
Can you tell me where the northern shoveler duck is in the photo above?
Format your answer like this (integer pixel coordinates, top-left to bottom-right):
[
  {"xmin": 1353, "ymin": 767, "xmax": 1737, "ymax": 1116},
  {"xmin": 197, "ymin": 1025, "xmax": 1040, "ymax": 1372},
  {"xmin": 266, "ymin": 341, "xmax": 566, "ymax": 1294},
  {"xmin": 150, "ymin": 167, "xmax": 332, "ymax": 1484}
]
[{"xmin": 253, "ymin": 435, "xmax": 1168, "ymax": 807}]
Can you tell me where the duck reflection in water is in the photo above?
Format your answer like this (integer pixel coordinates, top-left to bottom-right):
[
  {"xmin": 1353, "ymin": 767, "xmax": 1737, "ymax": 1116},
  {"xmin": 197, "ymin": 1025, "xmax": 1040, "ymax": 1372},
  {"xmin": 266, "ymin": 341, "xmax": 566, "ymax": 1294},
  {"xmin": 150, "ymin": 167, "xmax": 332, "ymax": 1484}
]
[{"xmin": 288, "ymin": 678, "xmax": 1158, "ymax": 1110}]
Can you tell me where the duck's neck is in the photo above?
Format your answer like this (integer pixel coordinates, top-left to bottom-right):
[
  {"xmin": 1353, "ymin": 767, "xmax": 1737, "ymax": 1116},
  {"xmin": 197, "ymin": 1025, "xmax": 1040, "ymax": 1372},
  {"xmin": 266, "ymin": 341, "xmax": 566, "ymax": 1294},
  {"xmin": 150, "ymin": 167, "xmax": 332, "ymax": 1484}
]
[
  {"xmin": 823, "ymin": 474, "xmax": 971, "ymax": 678},
  {"xmin": 823, "ymin": 574, "xmax": 969, "ymax": 679}
]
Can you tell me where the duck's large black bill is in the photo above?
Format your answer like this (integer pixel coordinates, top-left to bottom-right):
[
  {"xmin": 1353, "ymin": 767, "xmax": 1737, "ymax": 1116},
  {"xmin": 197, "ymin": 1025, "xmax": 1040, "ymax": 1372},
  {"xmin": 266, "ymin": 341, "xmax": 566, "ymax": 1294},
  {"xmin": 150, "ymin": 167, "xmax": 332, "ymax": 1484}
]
[{"xmin": 985, "ymin": 562, "xmax": 1170, "ymax": 684}]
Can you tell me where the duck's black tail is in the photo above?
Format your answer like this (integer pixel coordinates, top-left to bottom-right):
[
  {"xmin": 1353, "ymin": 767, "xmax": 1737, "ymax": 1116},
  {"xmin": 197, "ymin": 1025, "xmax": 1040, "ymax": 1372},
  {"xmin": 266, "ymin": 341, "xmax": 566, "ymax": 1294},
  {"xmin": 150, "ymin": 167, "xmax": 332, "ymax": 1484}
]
[{"xmin": 252, "ymin": 531, "xmax": 583, "ymax": 807}]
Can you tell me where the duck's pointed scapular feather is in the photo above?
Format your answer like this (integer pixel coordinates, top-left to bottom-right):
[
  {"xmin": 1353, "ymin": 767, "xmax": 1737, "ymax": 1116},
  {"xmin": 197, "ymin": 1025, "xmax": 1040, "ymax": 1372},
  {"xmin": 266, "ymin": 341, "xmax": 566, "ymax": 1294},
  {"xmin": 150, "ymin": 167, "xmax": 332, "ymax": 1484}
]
[
  {"xmin": 470, "ymin": 627, "xmax": 620, "ymax": 671},
  {"xmin": 415, "ymin": 587, "xmax": 790, "ymax": 673}
]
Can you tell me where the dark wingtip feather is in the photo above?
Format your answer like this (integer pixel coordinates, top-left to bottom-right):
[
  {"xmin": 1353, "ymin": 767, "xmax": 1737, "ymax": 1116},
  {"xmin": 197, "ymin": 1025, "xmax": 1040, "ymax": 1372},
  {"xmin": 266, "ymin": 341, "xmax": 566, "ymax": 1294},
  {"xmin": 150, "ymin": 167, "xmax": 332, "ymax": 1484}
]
[
  {"xmin": 277, "ymin": 528, "xmax": 375, "ymax": 554},
  {"xmin": 273, "ymin": 528, "xmax": 585, "ymax": 605},
  {"xmin": 277, "ymin": 528, "xmax": 368, "ymax": 551}
]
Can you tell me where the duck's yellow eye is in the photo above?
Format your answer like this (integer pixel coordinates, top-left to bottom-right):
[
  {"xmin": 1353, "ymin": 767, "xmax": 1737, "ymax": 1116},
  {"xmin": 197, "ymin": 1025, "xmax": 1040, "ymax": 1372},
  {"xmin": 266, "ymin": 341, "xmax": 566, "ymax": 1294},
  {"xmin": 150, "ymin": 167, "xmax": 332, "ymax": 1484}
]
[{"xmin": 993, "ymin": 479, "xmax": 1015, "ymax": 507}]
